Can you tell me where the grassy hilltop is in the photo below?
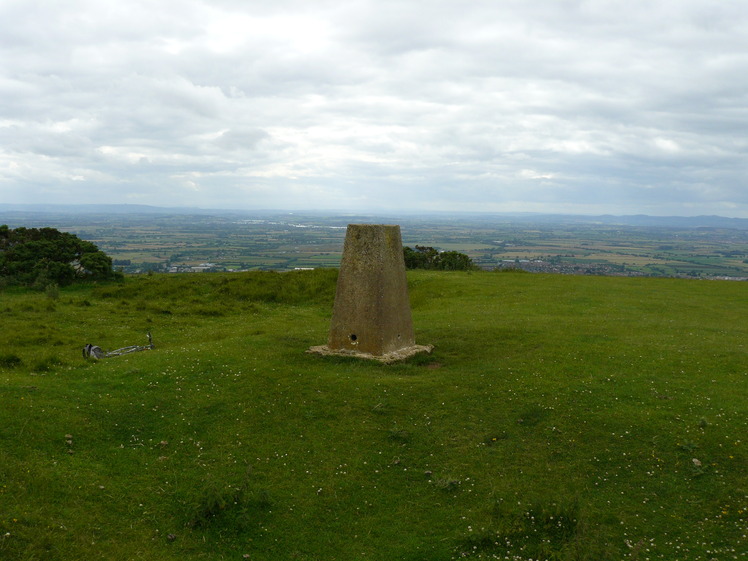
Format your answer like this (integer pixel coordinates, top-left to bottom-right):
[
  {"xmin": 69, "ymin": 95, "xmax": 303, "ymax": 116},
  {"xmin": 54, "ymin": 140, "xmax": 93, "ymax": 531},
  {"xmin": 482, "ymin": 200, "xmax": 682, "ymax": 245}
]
[{"xmin": 1, "ymin": 270, "xmax": 746, "ymax": 560}]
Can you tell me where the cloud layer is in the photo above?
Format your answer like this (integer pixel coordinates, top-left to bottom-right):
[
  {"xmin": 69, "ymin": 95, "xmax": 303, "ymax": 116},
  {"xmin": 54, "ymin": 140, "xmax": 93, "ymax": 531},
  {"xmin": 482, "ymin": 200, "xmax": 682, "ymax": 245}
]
[{"xmin": 2, "ymin": 0, "xmax": 748, "ymax": 216}]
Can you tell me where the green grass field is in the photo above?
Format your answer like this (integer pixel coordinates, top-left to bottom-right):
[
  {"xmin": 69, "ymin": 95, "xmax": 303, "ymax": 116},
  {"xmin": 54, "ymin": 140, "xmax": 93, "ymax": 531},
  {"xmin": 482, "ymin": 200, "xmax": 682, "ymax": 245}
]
[{"xmin": 1, "ymin": 270, "xmax": 746, "ymax": 560}]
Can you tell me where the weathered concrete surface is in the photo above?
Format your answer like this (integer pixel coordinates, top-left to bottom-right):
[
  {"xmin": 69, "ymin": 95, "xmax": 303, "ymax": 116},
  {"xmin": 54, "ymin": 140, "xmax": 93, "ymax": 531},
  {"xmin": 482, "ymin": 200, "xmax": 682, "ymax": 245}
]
[
  {"xmin": 307, "ymin": 342, "xmax": 433, "ymax": 364},
  {"xmin": 308, "ymin": 224, "xmax": 432, "ymax": 362}
]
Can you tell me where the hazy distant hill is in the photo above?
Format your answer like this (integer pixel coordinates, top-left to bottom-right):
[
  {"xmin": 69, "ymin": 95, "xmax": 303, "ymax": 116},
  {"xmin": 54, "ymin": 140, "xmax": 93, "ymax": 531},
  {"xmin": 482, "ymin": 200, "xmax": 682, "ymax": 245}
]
[
  {"xmin": 0, "ymin": 203, "xmax": 217, "ymax": 215},
  {"xmin": 1, "ymin": 203, "xmax": 747, "ymax": 229},
  {"xmin": 451, "ymin": 211, "xmax": 748, "ymax": 229},
  {"xmin": 506, "ymin": 213, "xmax": 748, "ymax": 229}
]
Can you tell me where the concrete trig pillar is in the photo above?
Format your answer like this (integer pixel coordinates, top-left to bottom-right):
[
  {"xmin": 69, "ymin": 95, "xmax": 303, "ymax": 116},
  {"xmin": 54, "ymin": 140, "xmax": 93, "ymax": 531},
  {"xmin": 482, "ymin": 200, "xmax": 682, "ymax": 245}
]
[{"xmin": 309, "ymin": 224, "xmax": 432, "ymax": 362}]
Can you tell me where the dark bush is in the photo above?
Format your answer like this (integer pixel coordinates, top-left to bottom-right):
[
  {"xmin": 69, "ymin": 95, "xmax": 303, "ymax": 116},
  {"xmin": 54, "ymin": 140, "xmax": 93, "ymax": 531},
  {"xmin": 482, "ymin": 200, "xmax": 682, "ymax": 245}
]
[
  {"xmin": 0, "ymin": 225, "xmax": 117, "ymax": 288},
  {"xmin": 404, "ymin": 245, "xmax": 477, "ymax": 271}
]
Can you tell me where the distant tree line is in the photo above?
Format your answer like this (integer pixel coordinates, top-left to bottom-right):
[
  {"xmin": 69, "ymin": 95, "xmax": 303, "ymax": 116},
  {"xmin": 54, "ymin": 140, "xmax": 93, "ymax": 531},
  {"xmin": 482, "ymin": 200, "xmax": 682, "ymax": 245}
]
[
  {"xmin": 403, "ymin": 245, "xmax": 477, "ymax": 271},
  {"xmin": 0, "ymin": 225, "xmax": 120, "ymax": 288}
]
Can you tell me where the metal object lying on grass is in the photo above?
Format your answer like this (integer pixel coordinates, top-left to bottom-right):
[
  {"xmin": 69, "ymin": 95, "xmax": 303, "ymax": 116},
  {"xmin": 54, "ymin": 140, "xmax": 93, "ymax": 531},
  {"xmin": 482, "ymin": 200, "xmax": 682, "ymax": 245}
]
[{"xmin": 83, "ymin": 331, "xmax": 154, "ymax": 359}]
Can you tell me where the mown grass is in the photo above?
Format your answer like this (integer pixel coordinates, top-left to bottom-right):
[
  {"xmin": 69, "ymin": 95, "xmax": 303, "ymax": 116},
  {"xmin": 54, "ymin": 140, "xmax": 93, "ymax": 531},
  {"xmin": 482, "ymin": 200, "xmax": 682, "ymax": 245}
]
[{"xmin": 1, "ymin": 269, "xmax": 746, "ymax": 560}]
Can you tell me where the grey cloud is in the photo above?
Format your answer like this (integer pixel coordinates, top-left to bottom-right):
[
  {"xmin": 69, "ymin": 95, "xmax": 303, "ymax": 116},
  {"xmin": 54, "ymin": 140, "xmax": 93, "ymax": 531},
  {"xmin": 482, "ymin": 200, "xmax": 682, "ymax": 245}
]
[
  {"xmin": 2, "ymin": 0, "xmax": 748, "ymax": 216},
  {"xmin": 214, "ymin": 128, "xmax": 270, "ymax": 151}
]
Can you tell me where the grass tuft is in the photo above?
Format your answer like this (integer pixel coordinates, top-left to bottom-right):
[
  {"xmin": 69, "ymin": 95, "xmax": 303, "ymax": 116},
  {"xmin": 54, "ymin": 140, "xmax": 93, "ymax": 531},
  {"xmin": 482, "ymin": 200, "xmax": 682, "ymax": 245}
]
[{"xmin": 0, "ymin": 353, "xmax": 23, "ymax": 369}]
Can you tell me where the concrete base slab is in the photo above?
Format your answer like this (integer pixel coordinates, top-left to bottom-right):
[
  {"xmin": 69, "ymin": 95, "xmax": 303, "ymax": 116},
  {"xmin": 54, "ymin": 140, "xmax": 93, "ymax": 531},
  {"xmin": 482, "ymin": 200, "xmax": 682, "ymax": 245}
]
[{"xmin": 307, "ymin": 344, "xmax": 434, "ymax": 364}]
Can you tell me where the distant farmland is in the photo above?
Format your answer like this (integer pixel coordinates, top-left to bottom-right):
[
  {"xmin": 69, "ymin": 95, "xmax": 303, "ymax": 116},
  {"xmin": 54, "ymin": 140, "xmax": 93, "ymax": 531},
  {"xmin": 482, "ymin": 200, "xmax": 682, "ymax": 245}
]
[{"xmin": 1, "ymin": 209, "xmax": 747, "ymax": 278}]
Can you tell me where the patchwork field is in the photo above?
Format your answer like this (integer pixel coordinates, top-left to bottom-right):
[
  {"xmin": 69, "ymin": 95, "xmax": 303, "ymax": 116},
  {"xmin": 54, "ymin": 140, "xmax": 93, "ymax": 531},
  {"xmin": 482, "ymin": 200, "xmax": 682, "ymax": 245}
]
[{"xmin": 2, "ymin": 209, "xmax": 748, "ymax": 278}]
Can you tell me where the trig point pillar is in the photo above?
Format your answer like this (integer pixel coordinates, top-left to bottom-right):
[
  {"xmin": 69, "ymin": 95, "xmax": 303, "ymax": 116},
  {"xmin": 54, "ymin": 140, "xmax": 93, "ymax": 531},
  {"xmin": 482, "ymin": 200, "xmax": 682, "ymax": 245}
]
[{"xmin": 309, "ymin": 224, "xmax": 432, "ymax": 363}]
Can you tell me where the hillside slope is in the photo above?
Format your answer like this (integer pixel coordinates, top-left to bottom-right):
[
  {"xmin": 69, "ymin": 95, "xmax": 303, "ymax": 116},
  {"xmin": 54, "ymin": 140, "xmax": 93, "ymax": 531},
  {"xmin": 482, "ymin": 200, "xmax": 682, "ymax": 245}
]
[{"xmin": 1, "ymin": 270, "xmax": 746, "ymax": 560}]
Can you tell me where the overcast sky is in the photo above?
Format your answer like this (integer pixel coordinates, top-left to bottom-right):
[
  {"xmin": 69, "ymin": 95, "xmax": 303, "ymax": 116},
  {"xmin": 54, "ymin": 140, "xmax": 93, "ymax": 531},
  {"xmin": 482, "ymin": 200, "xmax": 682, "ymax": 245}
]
[{"xmin": 2, "ymin": 1, "xmax": 748, "ymax": 216}]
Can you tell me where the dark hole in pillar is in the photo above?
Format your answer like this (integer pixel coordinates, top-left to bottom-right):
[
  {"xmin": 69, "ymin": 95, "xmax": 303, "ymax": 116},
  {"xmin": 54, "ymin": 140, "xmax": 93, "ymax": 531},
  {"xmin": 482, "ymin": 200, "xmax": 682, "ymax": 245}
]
[{"xmin": 349, "ymin": 334, "xmax": 357, "ymax": 342}]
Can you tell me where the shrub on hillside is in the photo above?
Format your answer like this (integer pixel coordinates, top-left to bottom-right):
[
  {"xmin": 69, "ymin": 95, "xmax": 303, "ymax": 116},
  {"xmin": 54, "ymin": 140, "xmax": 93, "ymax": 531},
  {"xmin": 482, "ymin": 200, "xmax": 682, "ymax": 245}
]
[
  {"xmin": 403, "ymin": 245, "xmax": 477, "ymax": 271},
  {"xmin": 0, "ymin": 224, "xmax": 121, "ymax": 288}
]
